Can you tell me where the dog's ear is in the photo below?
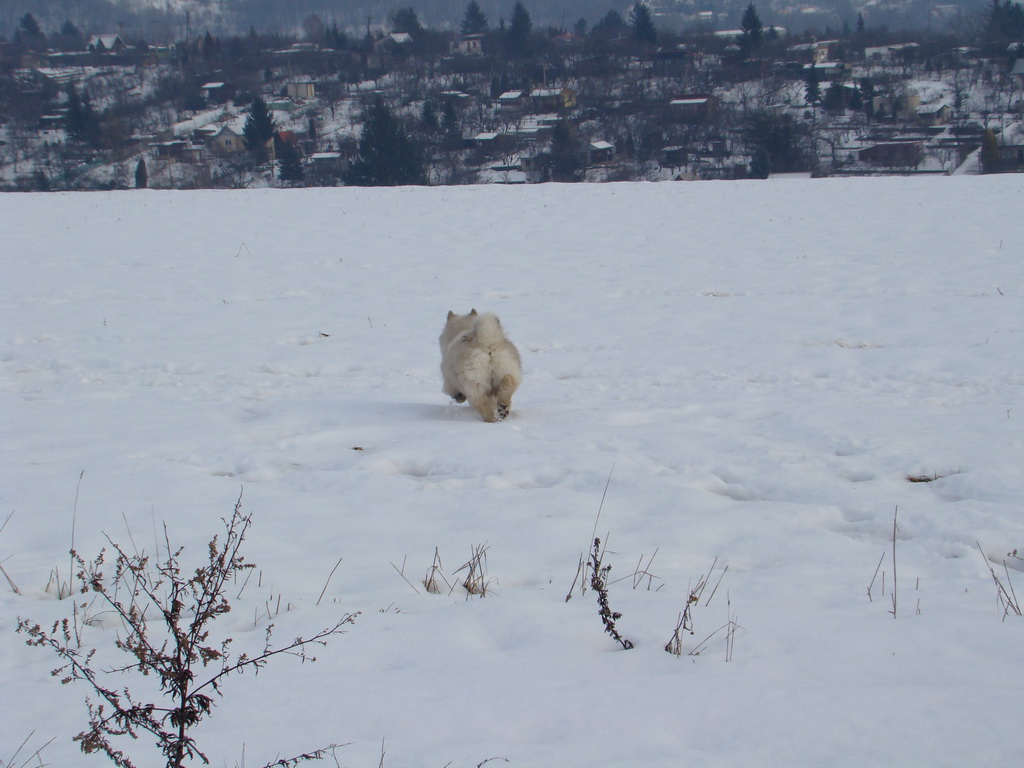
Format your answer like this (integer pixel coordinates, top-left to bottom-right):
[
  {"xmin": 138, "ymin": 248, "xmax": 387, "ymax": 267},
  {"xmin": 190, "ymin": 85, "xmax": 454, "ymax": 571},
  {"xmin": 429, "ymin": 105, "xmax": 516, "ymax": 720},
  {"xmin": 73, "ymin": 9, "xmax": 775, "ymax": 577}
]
[
  {"xmin": 447, "ymin": 310, "xmax": 454, "ymax": 320},
  {"xmin": 470, "ymin": 308, "xmax": 478, "ymax": 316}
]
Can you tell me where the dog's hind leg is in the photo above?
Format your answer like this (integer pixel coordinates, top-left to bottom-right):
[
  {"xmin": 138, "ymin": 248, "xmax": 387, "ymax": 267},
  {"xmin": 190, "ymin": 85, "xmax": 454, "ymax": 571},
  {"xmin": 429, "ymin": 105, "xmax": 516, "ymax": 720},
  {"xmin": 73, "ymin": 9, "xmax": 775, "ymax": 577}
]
[
  {"xmin": 471, "ymin": 395, "xmax": 499, "ymax": 423},
  {"xmin": 495, "ymin": 374, "xmax": 517, "ymax": 421}
]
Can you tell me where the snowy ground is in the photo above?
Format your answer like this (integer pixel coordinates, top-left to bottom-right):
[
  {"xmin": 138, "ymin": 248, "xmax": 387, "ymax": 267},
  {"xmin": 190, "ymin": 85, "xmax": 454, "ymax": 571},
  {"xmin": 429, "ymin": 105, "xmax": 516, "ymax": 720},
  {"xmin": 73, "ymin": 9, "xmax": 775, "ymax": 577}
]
[{"xmin": 2, "ymin": 178, "xmax": 1023, "ymax": 768}]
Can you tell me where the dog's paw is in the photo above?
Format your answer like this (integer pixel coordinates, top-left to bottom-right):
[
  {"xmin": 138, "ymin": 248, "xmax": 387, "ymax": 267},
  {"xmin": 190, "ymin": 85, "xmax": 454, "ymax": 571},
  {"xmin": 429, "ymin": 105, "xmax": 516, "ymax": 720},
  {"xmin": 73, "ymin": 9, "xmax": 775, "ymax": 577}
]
[
  {"xmin": 496, "ymin": 402, "xmax": 510, "ymax": 420},
  {"xmin": 452, "ymin": 392, "xmax": 466, "ymax": 403}
]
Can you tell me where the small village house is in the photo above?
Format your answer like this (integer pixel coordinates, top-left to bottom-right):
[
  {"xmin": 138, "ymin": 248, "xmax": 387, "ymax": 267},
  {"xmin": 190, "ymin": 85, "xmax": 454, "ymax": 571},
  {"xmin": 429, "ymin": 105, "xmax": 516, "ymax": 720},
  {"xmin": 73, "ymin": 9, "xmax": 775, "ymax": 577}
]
[
  {"xmin": 86, "ymin": 34, "xmax": 127, "ymax": 54},
  {"xmin": 286, "ymin": 81, "xmax": 316, "ymax": 100}
]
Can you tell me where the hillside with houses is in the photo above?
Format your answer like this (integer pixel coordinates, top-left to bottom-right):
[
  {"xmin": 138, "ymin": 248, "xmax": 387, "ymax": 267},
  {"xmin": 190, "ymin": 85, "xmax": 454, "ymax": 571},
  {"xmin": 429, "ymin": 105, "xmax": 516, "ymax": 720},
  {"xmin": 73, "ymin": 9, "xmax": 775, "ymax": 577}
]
[{"xmin": 1, "ymin": 2, "xmax": 1022, "ymax": 190}]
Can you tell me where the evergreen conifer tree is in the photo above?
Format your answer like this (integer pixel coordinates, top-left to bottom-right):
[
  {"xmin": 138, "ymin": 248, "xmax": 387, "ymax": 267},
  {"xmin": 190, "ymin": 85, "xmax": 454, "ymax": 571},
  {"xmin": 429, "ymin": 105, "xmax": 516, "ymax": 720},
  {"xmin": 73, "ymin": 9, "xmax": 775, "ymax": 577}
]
[
  {"xmin": 441, "ymin": 99, "xmax": 462, "ymax": 150},
  {"xmin": 391, "ymin": 7, "xmax": 423, "ymax": 35},
  {"xmin": 54, "ymin": 20, "xmax": 84, "ymax": 50},
  {"xmin": 202, "ymin": 31, "xmax": 217, "ymax": 58},
  {"xmin": 739, "ymin": 3, "xmax": 764, "ymax": 59},
  {"xmin": 277, "ymin": 139, "xmax": 304, "ymax": 184},
  {"xmin": 243, "ymin": 96, "xmax": 276, "ymax": 161},
  {"xmin": 980, "ymin": 129, "xmax": 1000, "ymax": 173},
  {"xmin": 745, "ymin": 111, "xmax": 806, "ymax": 175},
  {"xmin": 547, "ymin": 121, "xmax": 583, "ymax": 182},
  {"xmin": 629, "ymin": 3, "xmax": 657, "ymax": 47},
  {"xmin": 421, "ymin": 99, "xmax": 439, "ymax": 131},
  {"xmin": 750, "ymin": 147, "xmax": 771, "ymax": 179},
  {"xmin": 64, "ymin": 84, "xmax": 101, "ymax": 147},
  {"xmin": 19, "ymin": 12, "xmax": 42, "ymax": 36},
  {"xmin": 17, "ymin": 12, "xmax": 46, "ymax": 48},
  {"xmin": 985, "ymin": 0, "xmax": 1024, "ymax": 41},
  {"xmin": 593, "ymin": 9, "xmax": 626, "ymax": 34},
  {"xmin": 804, "ymin": 67, "xmax": 821, "ymax": 109},
  {"xmin": 135, "ymin": 158, "xmax": 148, "ymax": 189},
  {"xmin": 461, "ymin": 1, "xmax": 489, "ymax": 35},
  {"xmin": 507, "ymin": 2, "xmax": 533, "ymax": 56},
  {"xmin": 344, "ymin": 99, "xmax": 427, "ymax": 186}
]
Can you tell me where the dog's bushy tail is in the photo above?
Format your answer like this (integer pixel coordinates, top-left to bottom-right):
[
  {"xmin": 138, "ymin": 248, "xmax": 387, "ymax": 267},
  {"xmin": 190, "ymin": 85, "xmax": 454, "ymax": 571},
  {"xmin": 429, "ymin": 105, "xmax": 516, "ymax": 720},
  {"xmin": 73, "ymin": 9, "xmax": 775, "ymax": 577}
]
[{"xmin": 471, "ymin": 312, "xmax": 505, "ymax": 346}]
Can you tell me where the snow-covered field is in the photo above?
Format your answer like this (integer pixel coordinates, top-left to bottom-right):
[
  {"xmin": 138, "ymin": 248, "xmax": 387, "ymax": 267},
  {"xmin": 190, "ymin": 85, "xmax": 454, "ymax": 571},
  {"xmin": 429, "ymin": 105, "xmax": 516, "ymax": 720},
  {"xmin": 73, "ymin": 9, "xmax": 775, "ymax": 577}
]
[{"xmin": 2, "ymin": 178, "xmax": 1023, "ymax": 768}]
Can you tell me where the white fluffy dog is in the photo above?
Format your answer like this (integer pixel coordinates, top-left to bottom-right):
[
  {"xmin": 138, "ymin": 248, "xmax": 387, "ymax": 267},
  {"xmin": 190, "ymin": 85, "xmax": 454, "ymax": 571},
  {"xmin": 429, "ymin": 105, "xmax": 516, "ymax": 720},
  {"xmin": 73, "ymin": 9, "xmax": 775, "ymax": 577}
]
[{"xmin": 439, "ymin": 309, "xmax": 522, "ymax": 422}]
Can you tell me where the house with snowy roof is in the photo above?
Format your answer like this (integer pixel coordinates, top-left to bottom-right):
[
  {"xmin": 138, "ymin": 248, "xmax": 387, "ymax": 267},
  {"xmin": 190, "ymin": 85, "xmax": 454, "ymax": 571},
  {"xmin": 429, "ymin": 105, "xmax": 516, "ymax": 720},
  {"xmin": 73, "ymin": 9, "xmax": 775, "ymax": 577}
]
[
  {"xmin": 529, "ymin": 87, "xmax": 576, "ymax": 111},
  {"xmin": 916, "ymin": 102, "xmax": 951, "ymax": 127},
  {"xmin": 286, "ymin": 81, "xmax": 316, "ymax": 100},
  {"xmin": 201, "ymin": 82, "xmax": 235, "ymax": 103},
  {"xmin": 207, "ymin": 125, "xmax": 246, "ymax": 155},
  {"xmin": 86, "ymin": 34, "xmax": 126, "ymax": 54},
  {"xmin": 373, "ymin": 33, "xmax": 412, "ymax": 55},
  {"xmin": 454, "ymin": 34, "xmax": 484, "ymax": 56},
  {"xmin": 588, "ymin": 140, "xmax": 615, "ymax": 165},
  {"xmin": 670, "ymin": 95, "xmax": 718, "ymax": 120}
]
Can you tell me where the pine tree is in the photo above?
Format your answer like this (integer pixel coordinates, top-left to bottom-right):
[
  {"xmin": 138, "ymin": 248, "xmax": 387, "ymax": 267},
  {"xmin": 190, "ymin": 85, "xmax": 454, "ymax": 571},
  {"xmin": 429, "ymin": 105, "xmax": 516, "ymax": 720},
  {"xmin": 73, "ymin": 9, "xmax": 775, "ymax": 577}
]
[
  {"xmin": 17, "ymin": 13, "xmax": 46, "ymax": 49},
  {"xmin": 391, "ymin": 7, "xmax": 423, "ymax": 35},
  {"xmin": 739, "ymin": 3, "xmax": 764, "ymax": 59},
  {"xmin": 547, "ymin": 121, "xmax": 583, "ymax": 182},
  {"xmin": 630, "ymin": 3, "xmax": 657, "ymax": 47},
  {"xmin": 19, "ymin": 12, "xmax": 41, "ymax": 36},
  {"xmin": 277, "ymin": 139, "xmax": 304, "ymax": 184},
  {"xmin": 55, "ymin": 20, "xmax": 84, "ymax": 51},
  {"xmin": 65, "ymin": 84, "xmax": 101, "ymax": 147},
  {"xmin": 593, "ymin": 9, "xmax": 626, "ymax": 35},
  {"xmin": 749, "ymin": 147, "xmax": 771, "ymax": 179},
  {"xmin": 980, "ymin": 129, "xmax": 1000, "ymax": 173},
  {"xmin": 344, "ymin": 99, "xmax": 427, "ymax": 186},
  {"xmin": 135, "ymin": 158, "xmax": 148, "ymax": 189},
  {"xmin": 985, "ymin": 0, "xmax": 1024, "ymax": 42},
  {"xmin": 804, "ymin": 67, "xmax": 821, "ymax": 109},
  {"xmin": 507, "ymin": 2, "xmax": 533, "ymax": 56},
  {"xmin": 421, "ymin": 99, "xmax": 439, "ymax": 131},
  {"xmin": 328, "ymin": 24, "xmax": 348, "ymax": 49},
  {"xmin": 745, "ymin": 111, "xmax": 806, "ymax": 175},
  {"xmin": 441, "ymin": 99, "xmax": 462, "ymax": 150},
  {"xmin": 461, "ymin": 1, "xmax": 489, "ymax": 35},
  {"xmin": 243, "ymin": 96, "xmax": 276, "ymax": 161}
]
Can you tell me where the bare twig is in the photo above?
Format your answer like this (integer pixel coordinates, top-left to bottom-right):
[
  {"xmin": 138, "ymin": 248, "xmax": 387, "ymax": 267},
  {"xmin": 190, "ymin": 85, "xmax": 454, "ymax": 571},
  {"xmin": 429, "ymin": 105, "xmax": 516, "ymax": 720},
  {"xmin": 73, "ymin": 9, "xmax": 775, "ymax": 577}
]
[
  {"xmin": 976, "ymin": 541, "xmax": 1022, "ymax": 619},
  {"xmin": 316, "ymin": 557, "xmax": 343, "ymax": 606},
  {"xmin": 69, "ymin": 470, "xmax": 84, "ymax": 601},
  {"xmin": 453, "ymin": 544, "xmax": 492, "ymax": 598},
  {"xmin": 423, "ymin": 547, "xmax": 449, "ymax": 595},
  {"xmin": 0, "ymin": 558, "xmax": 21, "ymax": 595},
  {"xmin": 390, "ymin": 557, "xmax": 420, "ymax": 595},
  {"xmin": 564, "ymin": 553, "xmax": 586, "ymax": 603},
  {"xmin": 703, "ymin": 561, "xmax": 728, "ymax": 606},
  {"xmin": 890, "ymin": 506, "xmax": 899, "ymax": 619},
  {"xmin": 566, "ymin": 465, "xmax": 615, "ymax": 602},
  {"xmin": 258, "ymin": 742, "xmax": 351, "ymax": 767},
  {"xmin": 867, "ymin": 551, "xmax": 885, "ymax": 602},
  {"xmin": 2, "ymin": 729, "xmax": 56, "ymax": 768},
  {"xmin": 611, "ymin": 548, "xmax": 662, "ymax": 591}
]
